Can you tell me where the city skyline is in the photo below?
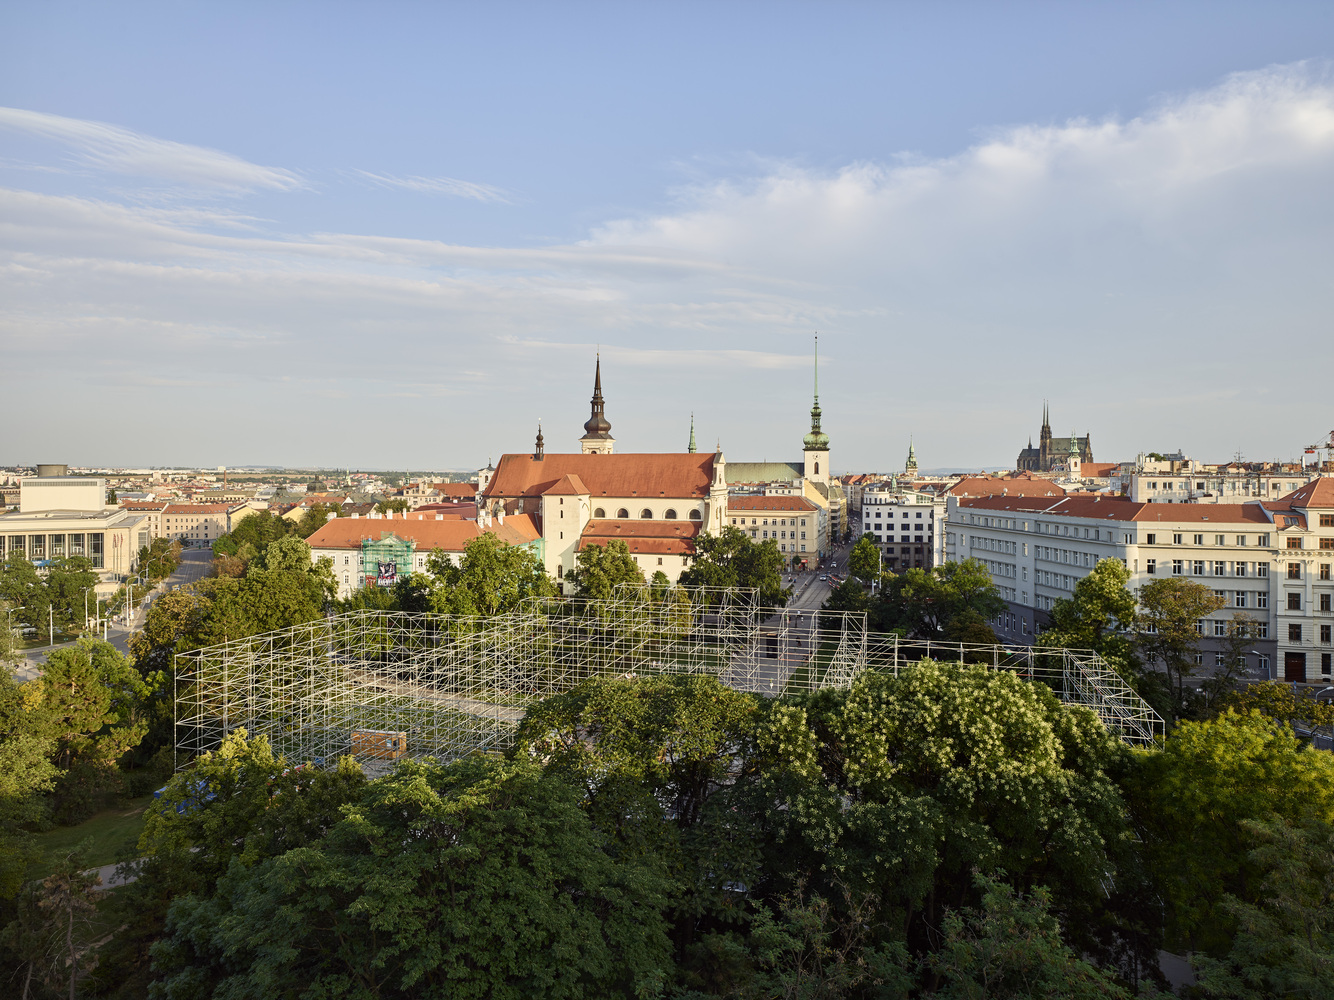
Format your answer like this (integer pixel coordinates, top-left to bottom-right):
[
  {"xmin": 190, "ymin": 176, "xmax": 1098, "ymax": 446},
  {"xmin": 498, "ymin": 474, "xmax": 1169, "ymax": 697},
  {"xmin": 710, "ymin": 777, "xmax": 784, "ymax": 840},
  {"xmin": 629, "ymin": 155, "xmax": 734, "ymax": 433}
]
[{"xmin": 3, "ymin": 3, "xmax": 1333, "ymax": 468}]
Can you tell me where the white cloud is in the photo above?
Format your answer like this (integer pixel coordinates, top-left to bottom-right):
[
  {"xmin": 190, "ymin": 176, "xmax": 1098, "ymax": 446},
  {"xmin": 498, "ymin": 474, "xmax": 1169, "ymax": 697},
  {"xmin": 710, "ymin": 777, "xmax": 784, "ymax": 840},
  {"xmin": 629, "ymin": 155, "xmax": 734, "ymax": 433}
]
[
  {"xmin": 2, "ymin": 65, "xmax": 1333, "ymax": 467},
  {"xmin": 0, "ymin": 107, "xmax": 304, "ymax": 192},
  {"xmin": 355, "ymin": 169, "xmax": 512, "ymax": 203}
]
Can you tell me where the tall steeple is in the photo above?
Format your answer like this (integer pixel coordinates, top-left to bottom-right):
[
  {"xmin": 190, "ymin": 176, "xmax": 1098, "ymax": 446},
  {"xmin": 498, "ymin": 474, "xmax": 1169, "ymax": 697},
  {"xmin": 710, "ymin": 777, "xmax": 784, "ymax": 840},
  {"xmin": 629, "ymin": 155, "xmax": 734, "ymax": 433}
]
[
  {"xmin": 802, "ymin": 334, "xmax": 830, "ymax": 484},
  {"xmin": 688, "ymin": 413, "xmax": 697, "ymax": 453},
  {"xmin": 905, "ymin": 438, "xmax": 918, "ymax": 475},
  {"xmin": 534, "ymin": 421, "xmax": 545, "ymax": 461},
  {"xmin": 579, "ymin": 354, "xmax": 616, "ymax": 454}
]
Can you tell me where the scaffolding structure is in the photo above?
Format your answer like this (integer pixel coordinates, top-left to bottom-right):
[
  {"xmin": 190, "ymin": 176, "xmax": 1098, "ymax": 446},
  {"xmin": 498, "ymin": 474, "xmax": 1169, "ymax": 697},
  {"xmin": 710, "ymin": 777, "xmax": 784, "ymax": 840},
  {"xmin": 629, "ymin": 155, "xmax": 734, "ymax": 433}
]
[{"xmin": 175, "ymin": 586, "xmax": 1164, "ymax": 770}]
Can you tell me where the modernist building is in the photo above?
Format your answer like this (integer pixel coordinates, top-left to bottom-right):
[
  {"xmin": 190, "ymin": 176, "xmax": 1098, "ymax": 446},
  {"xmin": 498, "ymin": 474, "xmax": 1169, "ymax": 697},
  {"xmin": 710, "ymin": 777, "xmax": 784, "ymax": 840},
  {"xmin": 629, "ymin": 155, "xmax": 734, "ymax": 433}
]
[
  {"xmin": 0, "ymin": 471, "xmax": 148, "ymax": 593},
  {"xmin": 1016, "ymin": 403, "xmax": 1093, "ymax": 473},
  {"xmin": 859, "ymin": 487, "xmax": 946, "ymax": 572},
  {"xmin": 943, "ymin": 480, "xmax": 1334, "ymax": 685}
]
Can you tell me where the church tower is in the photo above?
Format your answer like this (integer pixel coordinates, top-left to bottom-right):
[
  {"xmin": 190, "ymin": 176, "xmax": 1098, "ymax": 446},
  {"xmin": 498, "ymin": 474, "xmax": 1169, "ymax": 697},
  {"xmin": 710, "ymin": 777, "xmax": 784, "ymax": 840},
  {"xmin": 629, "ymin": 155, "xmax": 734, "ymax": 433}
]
[
  {"xmin": 1038, "ymin": 401, "xmax": 1053, "ymax": 469},
  {"xmin": 578, "ymin": 355, "xmax": 615, "ymax": 454},
  {"xmin": 802, "ymin": 335, "xmax": 830, "ymax": 484},
  {"xmin": 904, "ymin": 439, "xmax": 918, "ymax": 477},
  {"xmin": 687, "ymin": 413, "xmax": 697, "ymax": 453},
  {"xmin": 1066, "ymin": 428, "xmax": 1081, "ymax": 478}
]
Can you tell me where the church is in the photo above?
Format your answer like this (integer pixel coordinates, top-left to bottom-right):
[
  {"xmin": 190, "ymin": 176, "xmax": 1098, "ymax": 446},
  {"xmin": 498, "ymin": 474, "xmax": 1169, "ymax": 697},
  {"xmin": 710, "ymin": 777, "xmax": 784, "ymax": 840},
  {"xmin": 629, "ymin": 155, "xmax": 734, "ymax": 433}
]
[
  {"xmin": 1015, "ymin": 403, "xmax": 1093, "ymax": 474},
  {"xmin": 480, "ymin": 349, "xmax": 837, "ymax": 588}
]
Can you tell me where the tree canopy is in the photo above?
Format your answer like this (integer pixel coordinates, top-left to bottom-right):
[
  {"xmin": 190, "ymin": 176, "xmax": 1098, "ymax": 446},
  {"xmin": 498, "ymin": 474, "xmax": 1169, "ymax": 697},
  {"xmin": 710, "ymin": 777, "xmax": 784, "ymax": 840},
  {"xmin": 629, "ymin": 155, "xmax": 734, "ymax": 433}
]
[
  {"xmin": 678, "ymin": 526, "xmax": 789, "ymax": 607},
  {"xmin": 570, "ymin": 538, "xmax": 645, "ymax": 600}
]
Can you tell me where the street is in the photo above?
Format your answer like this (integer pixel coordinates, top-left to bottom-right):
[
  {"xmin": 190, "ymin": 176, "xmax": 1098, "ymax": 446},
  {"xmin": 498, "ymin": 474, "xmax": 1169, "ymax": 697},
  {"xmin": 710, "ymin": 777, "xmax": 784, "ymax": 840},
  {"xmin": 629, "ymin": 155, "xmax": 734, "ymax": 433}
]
[{"xmin": 11, "ymin": 547, "xmax": 213, "ymax": 682}]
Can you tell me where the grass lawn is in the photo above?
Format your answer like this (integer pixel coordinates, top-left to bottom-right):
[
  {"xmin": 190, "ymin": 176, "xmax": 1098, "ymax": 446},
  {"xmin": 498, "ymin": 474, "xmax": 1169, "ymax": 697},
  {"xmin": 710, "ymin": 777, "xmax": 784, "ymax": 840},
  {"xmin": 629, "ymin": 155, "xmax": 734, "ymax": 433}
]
[{"xmin": 28, "ymin": 796, "xmax": 153, "ymax": 880}]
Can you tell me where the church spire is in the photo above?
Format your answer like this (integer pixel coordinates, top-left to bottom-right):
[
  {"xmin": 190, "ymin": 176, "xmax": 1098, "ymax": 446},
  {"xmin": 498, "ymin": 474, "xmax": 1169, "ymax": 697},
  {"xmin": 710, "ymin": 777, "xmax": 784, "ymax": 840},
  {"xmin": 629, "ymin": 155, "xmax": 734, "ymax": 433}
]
[
  {"xmin": 534, "ymin": 421, "xmax": 544, "ymax": 461},
  {"xmin": 803, "ymin": 334, "xmax": 829, "ymax": 452},
  {"xmin": 688, "ymin": 413, "xmax": 697, "ymax": 453},
  {"xmin": 579, "ymin": 353, "xmax": 615, "ymax": 453}
]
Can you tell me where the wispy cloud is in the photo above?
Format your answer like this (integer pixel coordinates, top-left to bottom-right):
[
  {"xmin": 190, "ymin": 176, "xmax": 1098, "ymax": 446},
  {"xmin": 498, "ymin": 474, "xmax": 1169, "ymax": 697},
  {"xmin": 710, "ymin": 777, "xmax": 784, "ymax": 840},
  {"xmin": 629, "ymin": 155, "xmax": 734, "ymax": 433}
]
[
  {"xmin": 0, "ymin": 107, "xmax": 304, "ymax": 192},
  {"xmin": 355, "ymin": 169, "xmax": 513, "ymax": 203}
]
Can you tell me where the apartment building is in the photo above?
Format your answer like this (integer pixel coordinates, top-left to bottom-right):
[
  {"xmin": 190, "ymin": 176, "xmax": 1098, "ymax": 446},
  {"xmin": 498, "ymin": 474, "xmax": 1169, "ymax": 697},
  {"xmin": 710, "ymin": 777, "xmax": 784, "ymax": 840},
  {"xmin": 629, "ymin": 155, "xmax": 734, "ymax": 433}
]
[
  {"xmin": 1118, "ymin": 470, "xmax": 1314, "ymax": 503},
  {"xmin": 726, "ymin": 495, "xmax": 825, "ymax": 563},
  {"xmin": 858, "ymin": 488, "xmax": 945, "ymax": 571},
  {"xmin": 161, "ymin": 503, "xmax": 250, "ymax": 547},
  {"xmin": 944, "ymin": 496, "xmax": 1269, "ymax": 676},
  {"xmin": 944, "ymin": 480, "xmax": 1334, "ymax": 683}
]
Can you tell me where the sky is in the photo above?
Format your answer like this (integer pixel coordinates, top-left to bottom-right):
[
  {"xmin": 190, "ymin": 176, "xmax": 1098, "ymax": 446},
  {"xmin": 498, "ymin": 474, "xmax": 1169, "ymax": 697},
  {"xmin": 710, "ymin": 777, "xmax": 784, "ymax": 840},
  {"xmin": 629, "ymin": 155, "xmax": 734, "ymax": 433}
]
[{"xmin": 2, "ymin": 1, "xmax": 1333, "ymax": 472}]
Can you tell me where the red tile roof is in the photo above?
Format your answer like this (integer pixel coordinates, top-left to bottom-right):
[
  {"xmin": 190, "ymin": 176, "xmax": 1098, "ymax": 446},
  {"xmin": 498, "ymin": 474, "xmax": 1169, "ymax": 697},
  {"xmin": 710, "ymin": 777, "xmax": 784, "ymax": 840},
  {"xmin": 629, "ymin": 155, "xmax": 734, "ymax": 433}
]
[
  {"xmin": 957, "ymin": 495, "xmax": 1273, "ymax": 524},
  {"xmin": 542, "ymin": 473, "xmax": 590, "ymax": 496},
  {"xmin": 727, "ymin": 496, "xmax": 819, "ymax": 513},
  {"xmin": 1280, "ymin": 478, "xmax": 1334, "ymax": 508},
  {"xmin": 947, "ymin": 477, "xmax": 1067, "ymax": 498},
  {"xmin": 577, "ymin": 518, "xmax": 700, "ymax": 555},
  {"xmin": 305, "ymin": 513, "xmax": 539, "ymax": 551},
  {"xmin": 486, "ymin": 453, "xmax": 715, "ymax": 500},
  {"xmin": 432, "ymin": 482, "xmax": 478, "ymax": 498},
  {"xmin": 163, "ymin": 503, "xmax": 238, "ymax": 514}
]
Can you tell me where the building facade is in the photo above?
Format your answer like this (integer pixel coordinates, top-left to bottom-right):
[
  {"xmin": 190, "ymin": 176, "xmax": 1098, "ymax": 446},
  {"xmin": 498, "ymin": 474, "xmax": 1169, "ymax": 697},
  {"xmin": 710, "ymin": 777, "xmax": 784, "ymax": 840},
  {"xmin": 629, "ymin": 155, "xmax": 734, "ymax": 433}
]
[
  {"xmin": 725, "ymin": 495, "xmax": 824, "ymax": 563},
  {"xmin": 859, "ymin": 488, "xmax": 945, "ymax": 571},
  {"xmin": 944, "ymin": 483, "xmax": 1334, "ymax": 685}
]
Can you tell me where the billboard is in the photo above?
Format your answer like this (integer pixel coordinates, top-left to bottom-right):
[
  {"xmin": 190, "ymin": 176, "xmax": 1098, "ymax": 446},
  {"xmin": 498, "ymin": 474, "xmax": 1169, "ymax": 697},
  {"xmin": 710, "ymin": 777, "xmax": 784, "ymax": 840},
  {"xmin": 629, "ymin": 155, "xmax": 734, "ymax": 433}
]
[{"xmin": 376, "ymin": 560, "xmax": 397, "ymax": 587}]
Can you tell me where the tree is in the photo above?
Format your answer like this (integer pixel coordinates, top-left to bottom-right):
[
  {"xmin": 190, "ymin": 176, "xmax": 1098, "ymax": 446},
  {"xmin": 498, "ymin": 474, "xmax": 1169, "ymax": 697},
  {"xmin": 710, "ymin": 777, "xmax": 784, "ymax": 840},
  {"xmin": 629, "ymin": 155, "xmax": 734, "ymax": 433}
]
[
  {"xmin": 375, "ymin": 497, "xmax": 410, "ymax": 514},
  {"xmin": 1039, "ymin": 558, "xmax": 1138, "ymax": 664},
  {"xmin": 151, "ymin": 755, "xmax": 673, "ymax": 1000},
  {"xmin": 224, "ymin": 509, "xmax": 294, "ymax": 553},
  {"xmin": 571, "ymin": 538, "xmax": 645, "ymax": 600},
  {"xmin": 0, "ymin": 843, "xmax": 101, "ymax": 1000},
  {"xmin": 426, "ymin": 533, "xmax": 556, "ymax": 618},
  {"xmin": 1220, "ymin": 679, "xmax": 1334, "ymax": 734},
  {"xmin": 43, "ymin": 558, "xmax": 98, "ymax": 635},
  {"xmin": 1135, "ymin": 577, "xmax": 1226, "ymax": 719},
  {"xmin": 1123, "ymin": 709, "xmax": 1334, "ymax": 954},
  {"xmin": 928, "ymin": 871, "xmax": 1143, "ymax": 999},
  {"xmin": 776, "ymin": 660, "xmax": 1136, "ymax": 965},
  {"xmin": 877, "ymin": 559, "xmax": 1006, "ymax": 638},
  {"xmin": 1199, "ymin": 612, "xmax": 1262, "ymax": 715},
  {"xmin": 848, "ymin": 535, "xmax": 880, "ymax": 585},
  {"xmin": 678, "ymin": 526, "xmax": 789, "ymax": 608},
  {"xmin": 296, "ymin": 502, "xmax": 338, "ymax": 539},
  {"xmin": 1192, "ymin": 816, "xmax": 1334, "ymax": 999},
  {"xmin": 0, "ymin": 552, "xmax": 49, "ymax": 634}
]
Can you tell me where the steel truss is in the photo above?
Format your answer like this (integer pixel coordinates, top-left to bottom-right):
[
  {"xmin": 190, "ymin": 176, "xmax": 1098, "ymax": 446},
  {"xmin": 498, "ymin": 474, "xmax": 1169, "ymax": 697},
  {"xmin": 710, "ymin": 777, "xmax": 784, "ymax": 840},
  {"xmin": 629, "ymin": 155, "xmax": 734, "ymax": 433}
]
[{"xmin": 175, "ymin": 586, "xmax": 1164, "ymax": 771}]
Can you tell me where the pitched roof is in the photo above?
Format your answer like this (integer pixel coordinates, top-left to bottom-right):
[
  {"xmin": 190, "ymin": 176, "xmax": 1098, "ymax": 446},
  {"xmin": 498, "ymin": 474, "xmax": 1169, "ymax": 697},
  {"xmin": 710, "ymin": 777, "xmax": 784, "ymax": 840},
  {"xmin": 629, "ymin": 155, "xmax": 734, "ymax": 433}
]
[
  {"xmin": 433, "ymin": 482, "xmax": 478, "ymax": 498},
  {"xmin": 956, "ymin": 495, "xmax": 1273, "ymax": 524},
  {"xmin": 727, "ymin": 495, "xmax": 819, "ymax": 513},
  {"xmin": 305, "ymin": 512, "xmax": 540, "ymax": 551},
  {"xmin": 485, "ymin": 453, "xmax": 715, "ymax": 500},
  {"xmin": 724, "ymin": 461, "xmax": 804, "ymax": 484},
  {"xmin": 1280, "ymin": 477, "xmax": 1334, "ymax": 508},
  {"xmin": 542, "ymin": 473, "xmax": 590, "ymax": 496},
  {"xmin": 577, "ymin": 518, "xmax": 700, "ymax": 555},
  {"xmin": 947, "ymin": 477, "xmax": 1068, "ymax": 498},
  {"xmin": 163, "ymin": 503, "xmax": 238, "ymax": 514}
]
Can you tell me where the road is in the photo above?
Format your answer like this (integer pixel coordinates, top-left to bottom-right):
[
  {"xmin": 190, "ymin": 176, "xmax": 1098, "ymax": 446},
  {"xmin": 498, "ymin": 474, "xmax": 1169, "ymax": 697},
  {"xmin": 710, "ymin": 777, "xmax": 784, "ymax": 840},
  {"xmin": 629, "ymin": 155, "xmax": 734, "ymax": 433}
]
[{"xmin": 11, "ymin": 547, "xmax": 213, "ymax": 682}]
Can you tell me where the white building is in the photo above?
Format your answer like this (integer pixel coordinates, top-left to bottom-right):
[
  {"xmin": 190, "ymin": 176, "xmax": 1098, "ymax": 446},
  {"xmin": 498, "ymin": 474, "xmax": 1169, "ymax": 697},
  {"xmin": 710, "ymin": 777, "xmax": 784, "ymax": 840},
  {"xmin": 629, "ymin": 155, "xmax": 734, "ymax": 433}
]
[
  {"xmin": 726, "ymin": 494, "xmax": 824, "ymax": 564},
  {"xmin": 0, "ymin": 471, "xmax": 149, "ymax": 593},
  {"xmin": 944, "ymin": 481, "xmax": 1334, "ymax": 685},
  {"xmin": 859, "ymin": 488, "xmax": 945, "ymax": 572}
]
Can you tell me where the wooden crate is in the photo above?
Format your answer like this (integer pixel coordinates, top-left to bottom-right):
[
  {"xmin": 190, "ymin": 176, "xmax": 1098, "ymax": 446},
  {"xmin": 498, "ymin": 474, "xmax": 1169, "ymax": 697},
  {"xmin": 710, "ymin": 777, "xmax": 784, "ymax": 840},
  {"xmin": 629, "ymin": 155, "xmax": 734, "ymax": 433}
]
[{"xmin": 351, "ymin": 729, "xmax": 407, "ymax": 759}]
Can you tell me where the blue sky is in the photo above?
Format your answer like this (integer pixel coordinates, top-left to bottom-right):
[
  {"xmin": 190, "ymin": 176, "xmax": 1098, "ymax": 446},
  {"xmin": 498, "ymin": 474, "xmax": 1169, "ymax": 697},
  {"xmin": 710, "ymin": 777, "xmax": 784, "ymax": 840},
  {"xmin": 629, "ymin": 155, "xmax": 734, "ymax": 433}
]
[{"xmin": 2, "ymin": 2, "xmax": 1332, "ymax": 471}]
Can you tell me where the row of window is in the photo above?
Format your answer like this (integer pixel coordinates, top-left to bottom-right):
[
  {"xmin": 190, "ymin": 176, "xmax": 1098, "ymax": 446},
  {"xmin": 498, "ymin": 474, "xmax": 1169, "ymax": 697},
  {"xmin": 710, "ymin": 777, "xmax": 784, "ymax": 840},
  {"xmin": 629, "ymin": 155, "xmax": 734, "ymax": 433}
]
[
  {"xmin": 731, "ymin": 517, "xmax": 808, "ymax": 527},
  {"xmin": 592, "ymin": 506, "xmax": 703, "ymax": 521},
  {"xmin": 1144, "ymin": 532, "xmax": 1272, "ymax": 547},
  {"xmin": 1145, "ymin": 559, "xmax": 1272, "ymax": 577},
  {"xmin": 1283, "ymin": 624, "xmax": 1334, "ymax": 643},
  {"xmin": 3, "ymin": 532, "xmax": 105, "ymax": 568},
  {"xmin": 865, "ymin": 533, "xmax": 928, "ymax": 544},
  {"xmin": 1278, "ymin": 592, "xmax": 1334, "ymax": 612}
]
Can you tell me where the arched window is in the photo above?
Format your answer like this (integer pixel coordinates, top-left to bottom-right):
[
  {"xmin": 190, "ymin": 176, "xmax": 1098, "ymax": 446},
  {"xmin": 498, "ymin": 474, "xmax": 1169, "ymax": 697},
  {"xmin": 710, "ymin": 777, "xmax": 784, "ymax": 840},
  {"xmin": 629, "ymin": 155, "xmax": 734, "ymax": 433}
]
[
  {"xmin": 689, "ymin": 510, "xmax": 702, "ymax": 521},
  {"xmin": 815, "ymin": 461, "xmax": 820, "ymax": 475},
  {"xmin": 664, "ymin": 509, "xmax": 678, "ymax": 520},
  {"xmin": 640, "ymin": 508, "xmax": 653, "ymax": 519},
  {"xmin": 593, "ymin": 507, "xmax": 606, "ymax": 519},
  {"xmin": 616, "ymin": 508, "xmax": 630, "ymax": 519}
]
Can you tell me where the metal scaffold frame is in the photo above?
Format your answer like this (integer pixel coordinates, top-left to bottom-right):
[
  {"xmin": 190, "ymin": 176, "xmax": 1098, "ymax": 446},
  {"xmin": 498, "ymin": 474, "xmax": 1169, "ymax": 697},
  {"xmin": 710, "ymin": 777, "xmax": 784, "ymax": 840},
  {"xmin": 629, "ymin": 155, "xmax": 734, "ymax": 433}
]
[{"xmin": 175, "ymin": 585, "xmax": 1164, "ymax": 771}]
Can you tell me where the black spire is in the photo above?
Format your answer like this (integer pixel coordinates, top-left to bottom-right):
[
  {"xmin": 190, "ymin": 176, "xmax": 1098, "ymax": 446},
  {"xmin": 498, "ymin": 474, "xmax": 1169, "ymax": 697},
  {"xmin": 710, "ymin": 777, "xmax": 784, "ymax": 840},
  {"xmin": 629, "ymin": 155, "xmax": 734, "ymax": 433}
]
[
  {"xmin": 581, "ymin": 354, "xmax": 613, "ymax": 439},
  {"xmin": 534, "ymin": 422, "xmax": 545, "ymax": 461}
]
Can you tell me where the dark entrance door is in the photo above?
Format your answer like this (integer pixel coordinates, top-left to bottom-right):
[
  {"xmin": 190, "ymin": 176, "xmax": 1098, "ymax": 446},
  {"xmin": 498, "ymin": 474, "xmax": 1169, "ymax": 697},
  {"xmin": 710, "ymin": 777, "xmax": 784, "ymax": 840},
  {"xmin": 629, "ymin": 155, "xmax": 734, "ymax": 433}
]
[{"xmin": 1284, "ymin": 651, "xmax": 1307, "ymax": 682}]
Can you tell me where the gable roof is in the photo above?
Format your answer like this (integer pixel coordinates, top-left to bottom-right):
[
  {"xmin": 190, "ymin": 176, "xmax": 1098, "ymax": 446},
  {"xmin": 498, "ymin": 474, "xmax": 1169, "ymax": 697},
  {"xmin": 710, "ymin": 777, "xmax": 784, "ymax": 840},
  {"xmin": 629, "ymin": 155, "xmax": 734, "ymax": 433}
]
[
  {"xmin": 305, "ymin": 512, "xmax": 540, "ymax": 551},
  {"xmin": 542, "ymin": 473, "xmax": 590, "ymax": 496},
  {"xmin": 577, "ymin": 518, "xmax": 700, "ymax": 555},
  {"xmin": 1280, "ymin": 477, "xmax": 1334, "ymax": 508},
  {"xmin": 485, "ymin": 453, "xmax": 715, "ymax": 500},
  {"xmin": 947, "ymin": 477, "xmax": 1068, "ymax": 498}
]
